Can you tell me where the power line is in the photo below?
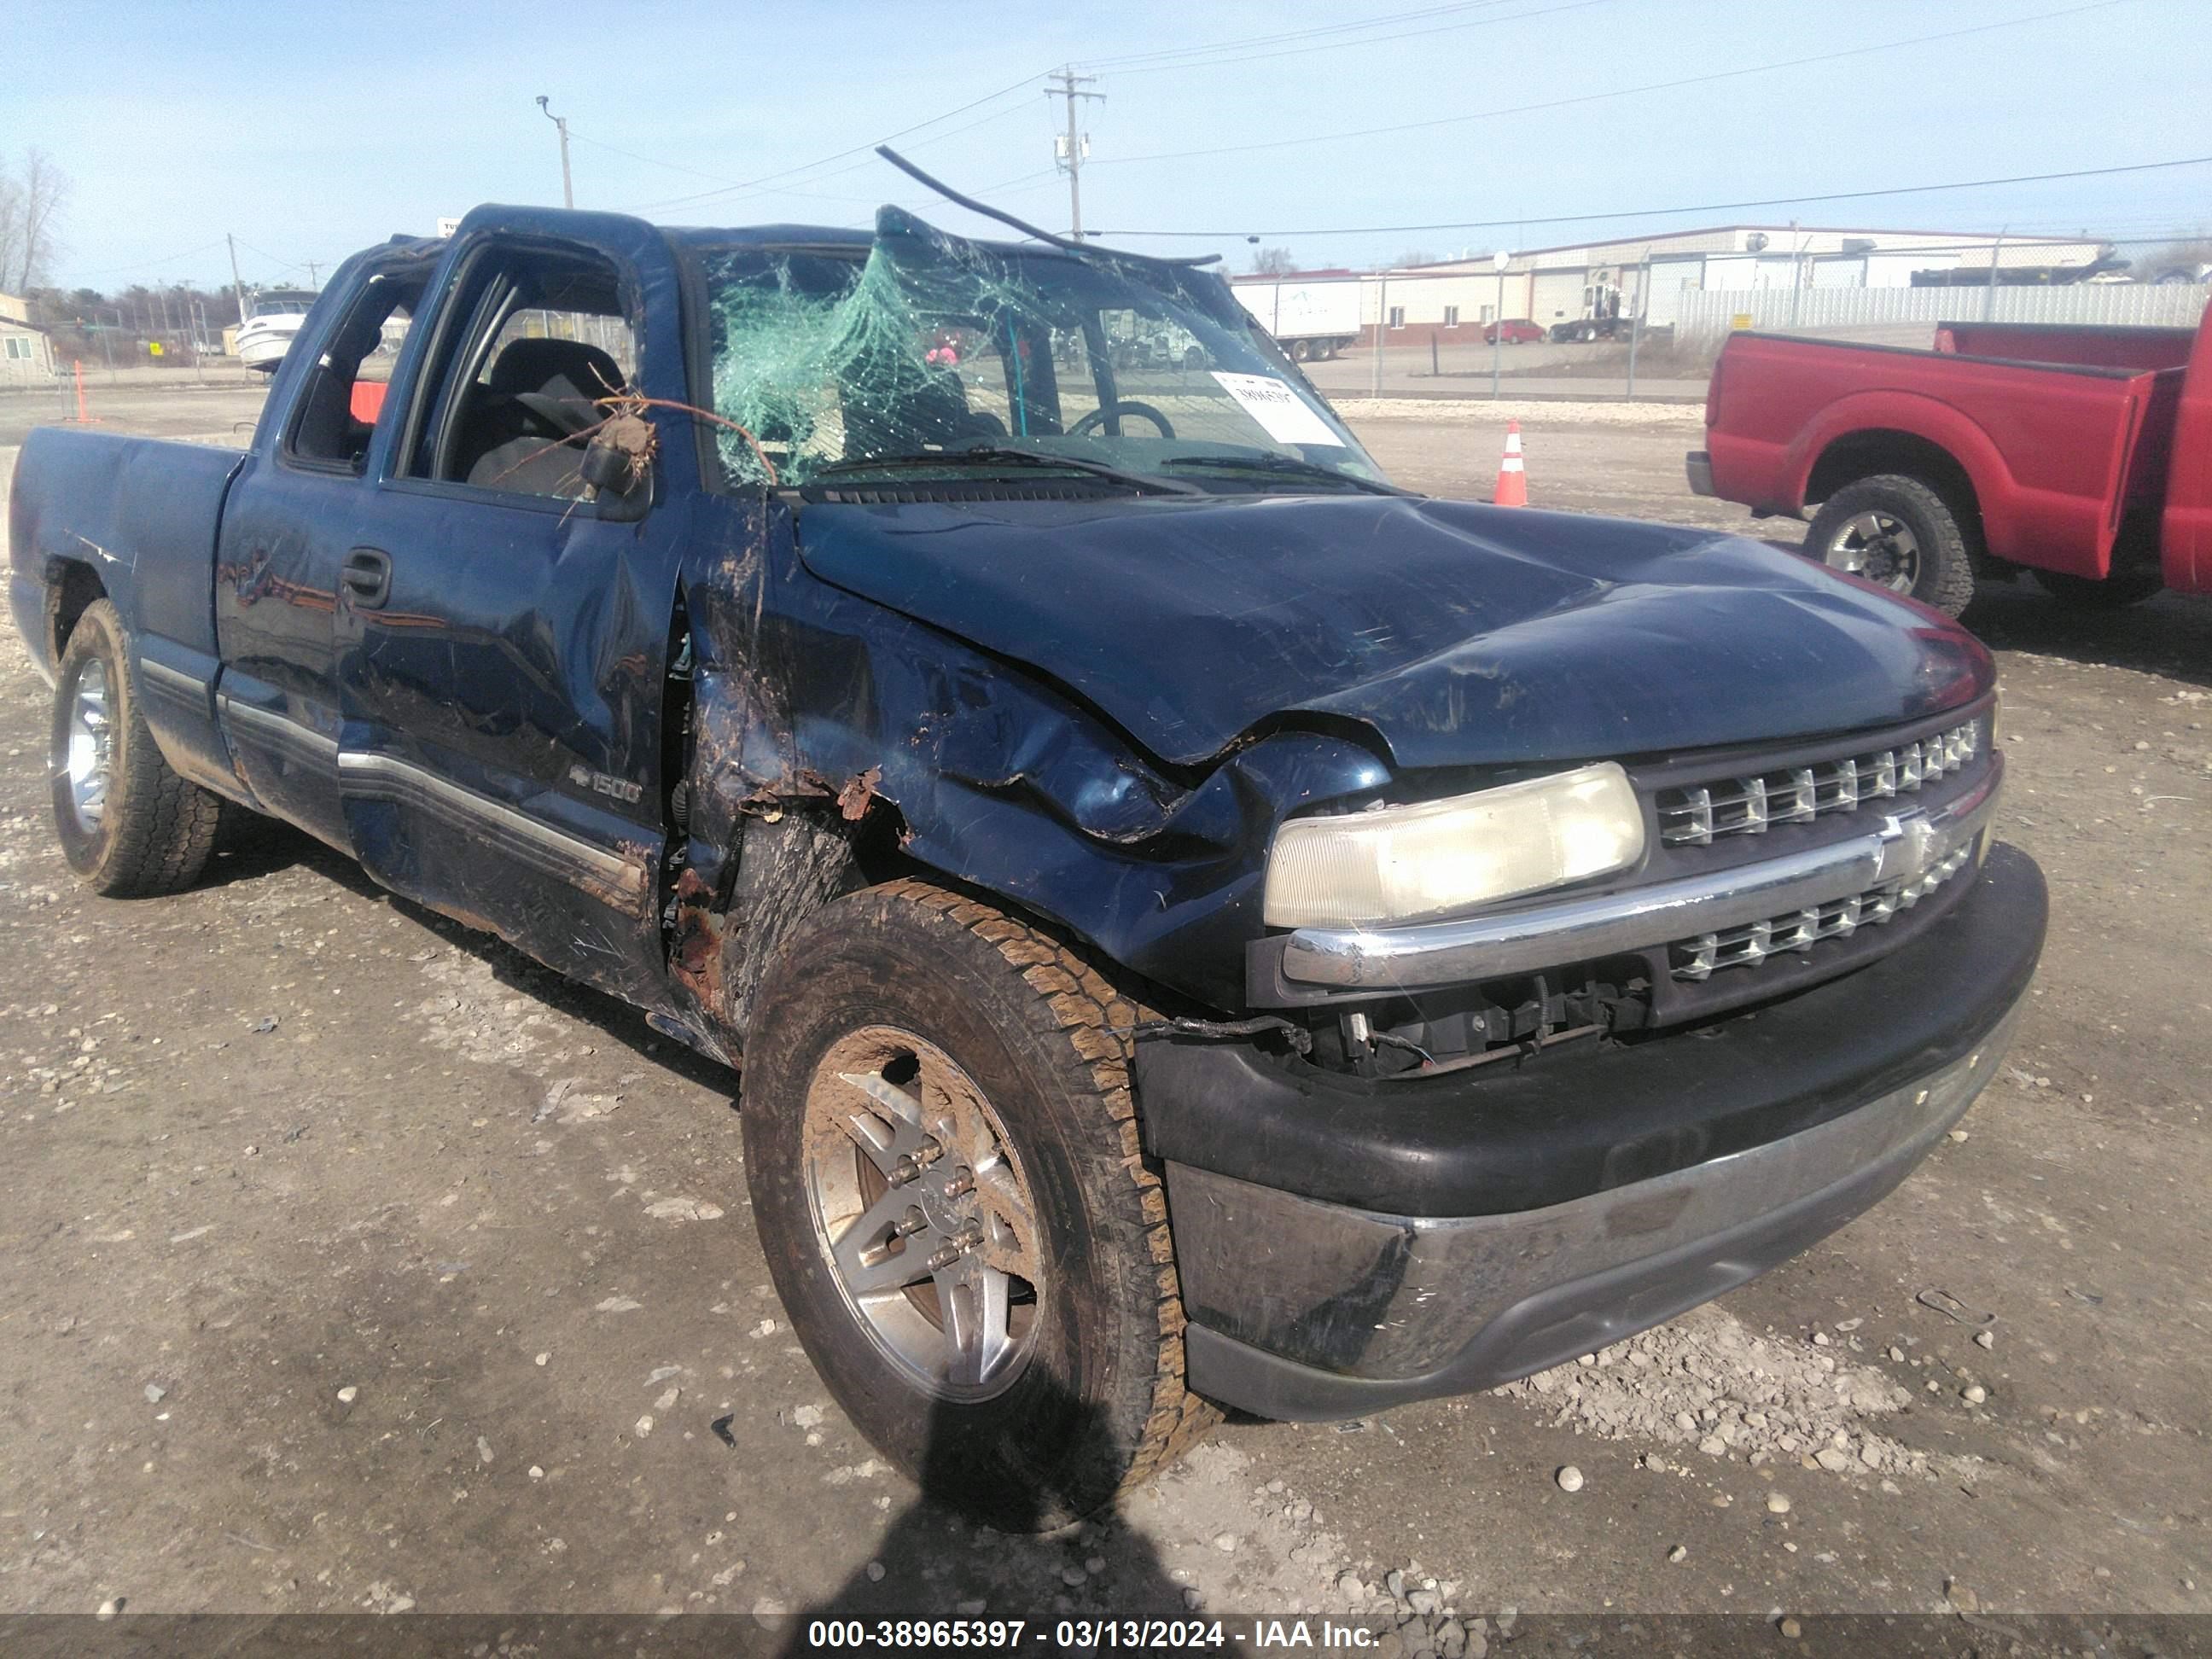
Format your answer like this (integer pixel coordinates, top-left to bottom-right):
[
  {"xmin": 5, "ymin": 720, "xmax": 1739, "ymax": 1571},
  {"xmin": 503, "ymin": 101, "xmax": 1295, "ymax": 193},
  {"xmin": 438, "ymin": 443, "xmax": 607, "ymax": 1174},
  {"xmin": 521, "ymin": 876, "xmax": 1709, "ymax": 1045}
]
[
  {"xmin": 1086, "ymin": 0, "xmax": 2127, "ymax": 170},
  {"xmin": 630, "ymin": 97, "xmax": 1057, "ymax": 222},
  {"xmin": 591, "ymin": 2, "xmax": 1549, "ymax": 212},
  {"xmin": 230, "ymin": 236, "xmax": 317, "ymax": 275},
  {"xmin": 1084, "ymin": 0, "xmax": 1512, "ymax": 71},
  {"xmin": 568, "ymin": 126, "xmax": 742, "ymax": 183},
  {"xmin": 1094, "ymin": 154, "xmax": 2212, "ymax": 242},
  {"xmin": 1098, "ymin": 0, "xmax": 1610, "ymax": 78},
  {"xmin": 622, "ymin": 69, "xmax": 1051, "ymax": 213},
  {"xmin": 59, "ymin": 238, "xmax": 229, "ymax": 280}
]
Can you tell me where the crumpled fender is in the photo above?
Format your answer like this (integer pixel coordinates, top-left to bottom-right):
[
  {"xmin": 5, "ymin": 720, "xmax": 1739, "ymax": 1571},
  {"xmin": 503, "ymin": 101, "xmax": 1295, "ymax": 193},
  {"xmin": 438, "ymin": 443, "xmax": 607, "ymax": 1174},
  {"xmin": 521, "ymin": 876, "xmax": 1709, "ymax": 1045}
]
[{"xmin": 672, "ymin": 492, "xmax": 1389, "ymax": 1023}]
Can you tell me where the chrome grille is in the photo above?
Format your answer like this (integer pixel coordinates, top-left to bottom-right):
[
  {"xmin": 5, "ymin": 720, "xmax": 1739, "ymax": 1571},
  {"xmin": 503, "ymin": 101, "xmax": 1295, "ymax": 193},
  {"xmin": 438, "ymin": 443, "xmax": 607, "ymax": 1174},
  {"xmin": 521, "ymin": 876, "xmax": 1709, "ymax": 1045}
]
[
  {"xmin": 1671, "ymin": 837, "xmax": 1979, "ymax": 981},
  {"xmin": 1659, "ymin": 719, "xmax": 1981, "ymax": 847}
]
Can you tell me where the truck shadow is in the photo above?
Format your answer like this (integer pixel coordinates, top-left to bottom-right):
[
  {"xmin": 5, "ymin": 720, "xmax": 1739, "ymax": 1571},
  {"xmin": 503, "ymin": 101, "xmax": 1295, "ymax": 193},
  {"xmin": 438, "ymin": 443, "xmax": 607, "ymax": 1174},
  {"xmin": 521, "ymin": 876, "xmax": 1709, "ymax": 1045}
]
[
  {"xmin": 779, "ymin": 1381, "xmax": 1194, "ymax": 1646},
  {"xmin": 1751, "ymin": 528, "xmax": 2212, "ymax": 690},
  {"xmin": 195, "ymin": 812, "xmax": 735, "ymax": 1094},
  {"xmin": 1962, "ymin": 583, "xmax": 2212, "ymax": 690}
]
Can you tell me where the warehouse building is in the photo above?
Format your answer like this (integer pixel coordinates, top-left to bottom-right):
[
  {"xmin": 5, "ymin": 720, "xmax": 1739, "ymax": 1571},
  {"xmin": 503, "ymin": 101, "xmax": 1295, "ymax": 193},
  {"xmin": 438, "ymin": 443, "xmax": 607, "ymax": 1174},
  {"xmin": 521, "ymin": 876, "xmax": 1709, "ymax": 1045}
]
[{"xmin": 1312, "ymin": 225, "xmax": 2115, "ymax": 343}]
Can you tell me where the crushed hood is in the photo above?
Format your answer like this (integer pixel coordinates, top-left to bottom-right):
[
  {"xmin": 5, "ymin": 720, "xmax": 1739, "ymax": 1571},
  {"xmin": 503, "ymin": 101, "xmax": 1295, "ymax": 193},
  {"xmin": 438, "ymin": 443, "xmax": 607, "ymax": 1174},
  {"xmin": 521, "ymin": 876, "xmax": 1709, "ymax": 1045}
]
[{"xmin": 795, "ymin": 494, "xmax": 1990, "ymax": 771}]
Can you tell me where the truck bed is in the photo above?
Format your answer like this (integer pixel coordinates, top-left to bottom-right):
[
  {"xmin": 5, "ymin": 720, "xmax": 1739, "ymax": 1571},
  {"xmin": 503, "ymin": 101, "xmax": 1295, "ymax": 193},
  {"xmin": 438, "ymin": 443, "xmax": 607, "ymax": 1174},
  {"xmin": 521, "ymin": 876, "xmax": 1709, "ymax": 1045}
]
[
  {"xmin": 1703, "ymin": 329, "xmax": 2186, "ymax": 581},
  {"xmin": 7, "ymin": 428, "xmax": 244, "ymax": 783}
]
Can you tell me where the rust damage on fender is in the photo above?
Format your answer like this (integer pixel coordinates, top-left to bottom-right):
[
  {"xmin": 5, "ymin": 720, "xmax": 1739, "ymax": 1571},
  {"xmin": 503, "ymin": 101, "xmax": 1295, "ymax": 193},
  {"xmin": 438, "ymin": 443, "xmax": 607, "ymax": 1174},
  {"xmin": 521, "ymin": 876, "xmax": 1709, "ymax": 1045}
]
[
  {"xmin": 835, "ymin": 766, "xmax": 883, "ymax": 822},
  {"xmin": 667, "ymin": 864, "xmax": 727, "ymax": 1019}
]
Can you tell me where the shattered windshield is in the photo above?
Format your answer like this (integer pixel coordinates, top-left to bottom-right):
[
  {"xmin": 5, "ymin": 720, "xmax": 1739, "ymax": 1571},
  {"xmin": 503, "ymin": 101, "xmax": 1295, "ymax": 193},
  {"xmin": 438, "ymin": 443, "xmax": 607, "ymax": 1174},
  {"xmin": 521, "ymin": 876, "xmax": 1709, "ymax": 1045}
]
[{"xmin": 695, "ymin": 207, "xmax": 1388, "ymax": 493}]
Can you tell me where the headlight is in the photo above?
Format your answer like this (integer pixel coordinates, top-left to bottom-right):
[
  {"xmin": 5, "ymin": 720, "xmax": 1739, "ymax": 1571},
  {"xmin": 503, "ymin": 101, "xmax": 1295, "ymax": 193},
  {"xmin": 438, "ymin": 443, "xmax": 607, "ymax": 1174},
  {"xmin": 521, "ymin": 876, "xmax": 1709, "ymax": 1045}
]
[{"xmin": 1263, "ymin": 762, "xmax": 1645, "ymax": 930}]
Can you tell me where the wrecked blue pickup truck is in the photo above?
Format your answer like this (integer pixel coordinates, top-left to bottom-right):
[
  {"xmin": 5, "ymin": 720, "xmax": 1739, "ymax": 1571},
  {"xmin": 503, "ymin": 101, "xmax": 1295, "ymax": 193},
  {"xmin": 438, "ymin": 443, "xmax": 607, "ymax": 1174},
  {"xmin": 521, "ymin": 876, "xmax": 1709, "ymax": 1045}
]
[{"xmin": 9, "ymin": 201, "xmax": 2041, "ymax": 1522}]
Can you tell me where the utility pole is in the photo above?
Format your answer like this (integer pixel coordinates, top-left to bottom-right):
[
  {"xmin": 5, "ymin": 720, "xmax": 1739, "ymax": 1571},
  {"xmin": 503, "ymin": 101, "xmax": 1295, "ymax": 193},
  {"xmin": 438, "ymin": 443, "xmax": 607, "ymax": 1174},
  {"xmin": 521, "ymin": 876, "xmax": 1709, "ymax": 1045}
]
[
  {"xmin": 226, "ymin": 233, "xmax": 248, "ymax": 324},
  {"xmin": 1371, "ymin": 268, "xmax": 1388, "ymax": 396},
  {"xmin": 1789, "ymin": 219, "xmax": 1803, "ymax": 329},
  {"xmin": 1626, "ymin": 247, "xmax": 1652, "ymax": 401},
  {"xmin": 1492, "ymin": 250, "xmax": 1510, "ymax": 400},
  {"xmin": 305, "ymin": 260, "xmax": 321, "ymax": 289},
  {"xmin": 537, "ymin": 95, "xmax": 574, "ymax": 210},
  {"xmin": 1046, "ymin": 67, "xmax": 1102, "ymax": 242}
]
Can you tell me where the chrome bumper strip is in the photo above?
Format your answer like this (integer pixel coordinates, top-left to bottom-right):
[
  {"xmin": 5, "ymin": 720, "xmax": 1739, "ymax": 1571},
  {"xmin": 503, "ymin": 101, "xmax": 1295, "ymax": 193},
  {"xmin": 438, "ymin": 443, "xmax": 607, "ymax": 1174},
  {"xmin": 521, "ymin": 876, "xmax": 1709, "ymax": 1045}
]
[
  {"xmin": 1280, "ymin": 757, "xmax": 2001, "ymax": 991},
  {"xmin": 337, "ymin": 750, "xmax": 648, "ymax": 902}
]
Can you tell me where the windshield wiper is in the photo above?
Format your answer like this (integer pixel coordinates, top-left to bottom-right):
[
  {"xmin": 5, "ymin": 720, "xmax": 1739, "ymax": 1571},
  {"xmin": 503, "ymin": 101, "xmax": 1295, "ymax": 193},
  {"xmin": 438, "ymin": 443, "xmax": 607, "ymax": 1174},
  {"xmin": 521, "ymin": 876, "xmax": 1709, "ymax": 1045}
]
[
  {"xmin": 1161, "ymin": 453, "xmax": 1411, "ymax": 496},
  {"xmin": 813, "ymin": 445, "xmax": 1200, "ymax": 496}
]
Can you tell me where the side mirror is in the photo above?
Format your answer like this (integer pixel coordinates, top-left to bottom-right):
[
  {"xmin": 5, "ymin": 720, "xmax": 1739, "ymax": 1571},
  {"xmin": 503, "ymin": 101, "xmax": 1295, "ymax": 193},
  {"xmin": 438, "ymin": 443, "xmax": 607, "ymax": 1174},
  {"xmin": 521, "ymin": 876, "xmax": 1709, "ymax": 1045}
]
[{"xmin": 581, "ymin": 413, "xmax": 654, "ymax": 522}]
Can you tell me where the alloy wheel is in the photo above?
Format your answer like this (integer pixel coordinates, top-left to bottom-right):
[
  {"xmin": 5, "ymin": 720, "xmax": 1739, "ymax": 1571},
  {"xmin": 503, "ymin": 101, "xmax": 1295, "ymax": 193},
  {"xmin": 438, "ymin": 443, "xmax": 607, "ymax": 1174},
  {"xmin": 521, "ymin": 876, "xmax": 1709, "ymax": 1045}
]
[
  {"xmin": 61, "ymin": 658, "xmax": 114, "ymax": 836},
  {"xmin": 1824, "ymin": 509, "xmax": 1922, "ymax": 593},
  {"xmin": 801, "ymin": 1027, "xmax": 1044, "ymax": 1400}
]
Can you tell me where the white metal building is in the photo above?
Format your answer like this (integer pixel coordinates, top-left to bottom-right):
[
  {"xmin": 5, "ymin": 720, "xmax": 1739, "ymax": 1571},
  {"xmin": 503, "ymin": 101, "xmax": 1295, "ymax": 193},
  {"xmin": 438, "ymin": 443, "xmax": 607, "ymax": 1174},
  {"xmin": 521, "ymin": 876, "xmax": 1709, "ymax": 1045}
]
[{"xmin": 1279, "ymin": 226, "xmax": 2115, "ymax": 342}]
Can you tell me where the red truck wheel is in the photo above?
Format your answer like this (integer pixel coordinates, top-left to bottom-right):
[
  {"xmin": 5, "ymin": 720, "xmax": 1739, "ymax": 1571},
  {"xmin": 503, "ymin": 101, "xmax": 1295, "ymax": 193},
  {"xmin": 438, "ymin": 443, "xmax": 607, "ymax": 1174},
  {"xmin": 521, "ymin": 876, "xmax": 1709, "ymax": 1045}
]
[{"xmin": 1803, "ymin": 475, "xmax": 1976, "ymax": 616}]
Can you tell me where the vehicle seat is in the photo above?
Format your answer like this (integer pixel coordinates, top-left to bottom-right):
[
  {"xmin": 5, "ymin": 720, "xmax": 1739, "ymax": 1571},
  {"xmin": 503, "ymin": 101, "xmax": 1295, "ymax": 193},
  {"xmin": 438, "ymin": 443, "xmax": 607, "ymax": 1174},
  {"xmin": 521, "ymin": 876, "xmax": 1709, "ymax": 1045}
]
[{"xmin": 457, "ymin": 338, "xmax": 626, "ymax": 494}]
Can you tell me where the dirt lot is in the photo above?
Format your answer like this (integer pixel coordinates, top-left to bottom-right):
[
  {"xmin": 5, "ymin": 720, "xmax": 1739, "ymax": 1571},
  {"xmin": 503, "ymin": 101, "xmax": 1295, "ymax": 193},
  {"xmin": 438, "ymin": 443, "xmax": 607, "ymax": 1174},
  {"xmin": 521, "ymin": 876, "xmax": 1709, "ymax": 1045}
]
[{"xmin": 0, "ymin": 385, "xmax": 2207, "ymax": 1638}]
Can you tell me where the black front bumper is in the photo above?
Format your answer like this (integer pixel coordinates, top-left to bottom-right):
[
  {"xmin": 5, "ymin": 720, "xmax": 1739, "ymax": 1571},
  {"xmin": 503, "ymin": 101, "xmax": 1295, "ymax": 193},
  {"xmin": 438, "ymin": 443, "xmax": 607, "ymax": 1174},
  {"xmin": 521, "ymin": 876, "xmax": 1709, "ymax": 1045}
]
[{"xmin": 1134, "ymin": 844, "xmax": 2046, "ymax": 1420}]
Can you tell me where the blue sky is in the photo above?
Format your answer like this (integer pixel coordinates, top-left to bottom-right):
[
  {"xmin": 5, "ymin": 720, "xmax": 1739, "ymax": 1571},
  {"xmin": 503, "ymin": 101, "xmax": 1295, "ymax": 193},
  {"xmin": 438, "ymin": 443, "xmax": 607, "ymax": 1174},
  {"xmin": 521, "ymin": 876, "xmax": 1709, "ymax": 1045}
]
[{"xmin": 8, "ymin": 0, "xmax": 2207, "ymax": 292}]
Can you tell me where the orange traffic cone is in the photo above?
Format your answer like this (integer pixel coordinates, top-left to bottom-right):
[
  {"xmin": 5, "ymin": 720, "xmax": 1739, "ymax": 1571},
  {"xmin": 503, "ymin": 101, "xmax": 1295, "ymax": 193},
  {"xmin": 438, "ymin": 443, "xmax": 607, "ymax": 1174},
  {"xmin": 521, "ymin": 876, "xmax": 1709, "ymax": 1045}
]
[{"xmin": 1493, "ymin": 421, "xmax": 1528, "ymax": 506}]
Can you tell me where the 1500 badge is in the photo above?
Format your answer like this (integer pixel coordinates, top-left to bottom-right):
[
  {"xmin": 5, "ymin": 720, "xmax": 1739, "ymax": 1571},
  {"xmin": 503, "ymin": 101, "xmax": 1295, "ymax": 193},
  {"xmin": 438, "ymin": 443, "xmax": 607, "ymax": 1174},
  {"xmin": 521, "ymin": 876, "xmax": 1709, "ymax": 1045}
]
[{"xmin": 568, "ymin": 765, "xmax": 643, "ymax": 806}]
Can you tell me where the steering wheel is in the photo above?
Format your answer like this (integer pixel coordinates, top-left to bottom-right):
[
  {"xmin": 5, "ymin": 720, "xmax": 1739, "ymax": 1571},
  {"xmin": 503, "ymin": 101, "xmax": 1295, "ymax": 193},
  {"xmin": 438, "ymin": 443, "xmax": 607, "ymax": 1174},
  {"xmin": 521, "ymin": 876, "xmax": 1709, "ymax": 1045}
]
[{"xmin": 1068, "ymin": 399, "xmax": 1176, "ymax": 439}]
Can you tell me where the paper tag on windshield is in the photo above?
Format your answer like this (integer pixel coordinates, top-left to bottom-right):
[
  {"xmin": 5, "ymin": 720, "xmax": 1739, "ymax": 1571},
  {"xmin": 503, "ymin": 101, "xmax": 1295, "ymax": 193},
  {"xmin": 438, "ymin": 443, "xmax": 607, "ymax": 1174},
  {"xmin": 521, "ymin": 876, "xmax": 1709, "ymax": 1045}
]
[{"xmin": 1210, "ymin": 371, "xmax": 1345, "ymax": 446}]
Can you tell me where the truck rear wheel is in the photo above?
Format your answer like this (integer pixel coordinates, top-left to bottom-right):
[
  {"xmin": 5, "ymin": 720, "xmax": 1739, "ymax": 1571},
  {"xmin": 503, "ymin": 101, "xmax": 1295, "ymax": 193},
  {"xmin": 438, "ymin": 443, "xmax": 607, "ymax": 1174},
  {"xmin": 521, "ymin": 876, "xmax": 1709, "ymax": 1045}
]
[
  {"xmin": 739, "ymin": 880, "xmax": 1218, "ymax": 1528},
  {"xmin": 1803, "ymin": 474, "xmax": 1976, "ymax": 617},
  {"xmin": 49, "ymin": 599, "xmax": 224, "ymax": 897}
]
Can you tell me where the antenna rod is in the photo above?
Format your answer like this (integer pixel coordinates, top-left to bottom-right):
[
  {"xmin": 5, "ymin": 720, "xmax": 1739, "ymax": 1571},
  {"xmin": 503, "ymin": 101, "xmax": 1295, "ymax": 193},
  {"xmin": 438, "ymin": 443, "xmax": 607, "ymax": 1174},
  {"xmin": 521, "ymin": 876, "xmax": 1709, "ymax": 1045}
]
[
  {"xmin": 872, "ymin": 146, "xmax": 1222, "ymax": 267},
  {"xmin": 874, "ymin": 146, "xmax": 1085, "ymax": 251}
]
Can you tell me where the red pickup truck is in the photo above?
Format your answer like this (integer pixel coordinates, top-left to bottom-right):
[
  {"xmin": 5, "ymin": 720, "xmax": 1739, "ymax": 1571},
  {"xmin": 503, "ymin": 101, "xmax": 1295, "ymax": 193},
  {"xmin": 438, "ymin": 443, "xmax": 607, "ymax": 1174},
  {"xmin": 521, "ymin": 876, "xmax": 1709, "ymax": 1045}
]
[{"xmin": 1688, "ymin": 309, "xmax": 2212, "ymax": 615}]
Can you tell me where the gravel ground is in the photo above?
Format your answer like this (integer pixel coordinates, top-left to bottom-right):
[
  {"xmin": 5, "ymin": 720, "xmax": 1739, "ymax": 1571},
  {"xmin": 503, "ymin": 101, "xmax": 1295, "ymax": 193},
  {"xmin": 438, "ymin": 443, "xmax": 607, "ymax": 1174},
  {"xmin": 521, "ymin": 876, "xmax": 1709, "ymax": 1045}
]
[{"xmin": 0, "ymin": 399, "xmax": 2207, "ymax": 1631}]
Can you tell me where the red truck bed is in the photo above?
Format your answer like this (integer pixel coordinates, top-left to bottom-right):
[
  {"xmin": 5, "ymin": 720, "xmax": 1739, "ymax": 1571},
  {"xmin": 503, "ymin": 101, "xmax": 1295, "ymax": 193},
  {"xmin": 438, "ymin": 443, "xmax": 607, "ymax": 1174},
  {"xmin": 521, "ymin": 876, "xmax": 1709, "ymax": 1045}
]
[{"xmin": 1691, "ymin": 310, "xmax": 2211, "ymax": 611}]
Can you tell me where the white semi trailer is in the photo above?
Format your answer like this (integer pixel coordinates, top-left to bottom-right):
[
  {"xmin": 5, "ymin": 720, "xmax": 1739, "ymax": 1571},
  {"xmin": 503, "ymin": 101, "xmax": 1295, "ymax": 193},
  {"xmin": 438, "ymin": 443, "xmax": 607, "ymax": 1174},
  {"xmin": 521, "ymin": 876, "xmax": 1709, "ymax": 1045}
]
[{"xmin": 1231, "ymin": 276, "xmax": 1362, "ymax": 362}]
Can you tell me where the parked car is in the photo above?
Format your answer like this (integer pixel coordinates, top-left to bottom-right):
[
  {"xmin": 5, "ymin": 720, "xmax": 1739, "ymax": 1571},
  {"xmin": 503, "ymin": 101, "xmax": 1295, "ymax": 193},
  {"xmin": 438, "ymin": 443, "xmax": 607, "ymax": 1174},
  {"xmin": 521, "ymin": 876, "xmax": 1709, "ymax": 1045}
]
[
  {"xmin": 9, "ymin": 202, "xmax": 2042, "ymax": 1524},
  {"xmin": 1482, "ymin": 319, "xmax": 1545, "ymax": 344},
  {"xmin": 1689, "ymin": 312, "xmax": 2212, "ymax": 614}
]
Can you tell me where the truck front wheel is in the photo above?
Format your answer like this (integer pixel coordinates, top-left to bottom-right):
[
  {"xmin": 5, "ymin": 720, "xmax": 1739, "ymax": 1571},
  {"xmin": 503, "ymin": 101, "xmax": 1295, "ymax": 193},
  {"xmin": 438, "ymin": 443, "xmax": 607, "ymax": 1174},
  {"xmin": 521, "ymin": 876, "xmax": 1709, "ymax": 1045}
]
[
  {"xmin": 49, "ymin": 599, "xmax": 224, "ymax": 896},
  {"xmin": 1803, "ymin": 474, "xmax": 1977, "ymax": 616},
  {"xmin": 739, "ymin": 880, "xmax": 1218, "ymax": 1528}
]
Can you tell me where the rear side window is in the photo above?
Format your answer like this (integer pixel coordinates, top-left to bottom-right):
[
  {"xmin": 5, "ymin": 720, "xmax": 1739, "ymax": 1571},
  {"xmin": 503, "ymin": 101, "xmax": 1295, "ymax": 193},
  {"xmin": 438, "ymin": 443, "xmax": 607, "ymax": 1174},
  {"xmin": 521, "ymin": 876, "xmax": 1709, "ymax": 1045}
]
[
  {"xmin": 403, "ymin": 245, "xmax": 639, "ymax": 500},
  {"xmin": 286, "ymin": 272, "xmax": 421, "ymax": 472}
]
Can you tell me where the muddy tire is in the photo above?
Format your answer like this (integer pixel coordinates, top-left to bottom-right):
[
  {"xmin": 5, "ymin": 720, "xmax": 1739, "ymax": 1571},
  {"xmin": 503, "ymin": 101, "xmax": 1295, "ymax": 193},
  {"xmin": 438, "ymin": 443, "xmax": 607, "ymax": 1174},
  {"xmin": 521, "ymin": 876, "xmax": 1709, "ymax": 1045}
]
[
  {"xmin": 739, "ymin": 880, "xmax": 1218, "ymax": 1528},
  {"xmin": 49, "ymin": 600, "xmax": 224, "ymax": 897},
  {"xmin": 2033, "ymin": 568, "xmax": 2163, "ymax": 608},
  {"xmin": 1803, "ymin": 474, "xmax": 1977, "ymax": 617}
]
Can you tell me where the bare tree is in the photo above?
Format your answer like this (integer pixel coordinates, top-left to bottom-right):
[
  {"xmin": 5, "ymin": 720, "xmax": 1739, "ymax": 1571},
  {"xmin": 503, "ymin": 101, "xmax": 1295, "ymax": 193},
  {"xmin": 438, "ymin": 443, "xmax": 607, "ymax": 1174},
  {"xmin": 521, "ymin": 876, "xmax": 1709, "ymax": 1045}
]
[
  {"xmin": 0, "ymin": 148, "xmax": 71, "ymax": 294},
  {"xmin": 0, "ymin": 169, "xmax": 20, "ymax": 295},
  {"xmin": 1249, "ymin": 246, "xmax": 1297, "ymax": 276}
]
